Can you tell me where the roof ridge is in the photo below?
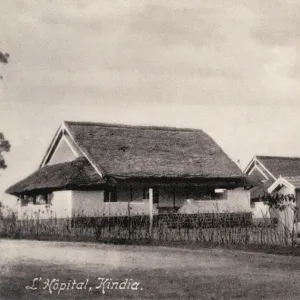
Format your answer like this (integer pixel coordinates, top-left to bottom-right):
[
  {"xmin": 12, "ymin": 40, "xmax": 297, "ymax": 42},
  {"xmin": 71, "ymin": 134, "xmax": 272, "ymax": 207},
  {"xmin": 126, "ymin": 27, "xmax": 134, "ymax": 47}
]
[
  {"xmin": 64, "ymin": 121, "xmax": 204, "ymax": 133},
  {"xmin": 257, "ymin": 155, "xmax": 300, "ymax": 160}
]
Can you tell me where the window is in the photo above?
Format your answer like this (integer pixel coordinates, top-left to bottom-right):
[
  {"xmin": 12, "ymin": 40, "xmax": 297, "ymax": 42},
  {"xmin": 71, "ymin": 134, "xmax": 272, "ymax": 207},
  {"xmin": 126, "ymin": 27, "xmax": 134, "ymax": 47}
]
[
  {"xmin": 153, "ymin": 188, "xmax": 159, "ymax": 204},
  {"xmin": 34, "ymin": 194, "xmax": 48, "ymax": 205},
  {"xmin": 184, "ymin": 187, "xmax": 204, "ymax": 199},
  {"xmin": 20, "ymin": 193, "xmax": 53, "ymax": 206},
  {"xmin": 143, "ymin": 188, "xmax": 149, "ymax": 200},
  {"xmin": 184, "ymin": 187, "xmax": 228, "ymax": 200},
  {"xmin": 20, "ymin": 196, "xmax": 30, "ymax": 207},
  {"xmin": 104, "ymin": 188, "xmax": 117, "ymax": 203},
  {"xmin": 184, "ymin": 187, "xmax": 191, "ymax": 199},
  {"xmin": 201, "ymin": 189, "xmax": 228, "ymax": 200},
  {"xmin": 143, "ymin": 187, "xmax": 159, "ymax": 204},
  {"xmin": 213, "ymin": 189, "xmax": 228, "ymax": 200}
]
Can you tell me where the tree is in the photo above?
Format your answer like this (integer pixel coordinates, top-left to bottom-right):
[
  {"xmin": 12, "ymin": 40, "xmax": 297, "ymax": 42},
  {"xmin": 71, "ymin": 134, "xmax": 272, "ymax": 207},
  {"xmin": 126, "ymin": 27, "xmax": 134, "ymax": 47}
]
[
  {"xmin": 261, "ymin": 192, "xmax": 295, "ymax": 211},
  {"xmin": 0, "ymin": 51, "xmax": 9, "ymax": 80},
  {"xmin": 0, "ymin": 133, "xmax": 10, "ymax": 169},
  {"xmin": 0, "ymin": 50, "xmax": 11, "ymax": 168}
]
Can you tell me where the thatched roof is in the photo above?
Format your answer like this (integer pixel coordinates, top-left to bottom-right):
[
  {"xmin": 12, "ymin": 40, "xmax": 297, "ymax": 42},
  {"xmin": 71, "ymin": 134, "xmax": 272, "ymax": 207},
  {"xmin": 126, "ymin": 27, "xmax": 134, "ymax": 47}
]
[
  {"xmin": 257, "ymin": 155, "xmax": 300, "ymax": 178},
  {"xmin": 248, "ymin": 179, "xmax": 274, "ymax": 200},
  {"xmin": 6, "ymin": 122, "xmax": 250, "ymax": 195},
  {"xmin": 285, "ymin": 176, "xmax": 300, "ymax": 190},
  {"xmin": 268, "ymin": 176, "xmax": 300, "ymax": 194},
  {"xmin": 246, "ymin": 168, "xmax": 274, "ymax": 200},
  {"xmin": 246, "ymin": 155, "xmax": 300, "ymax": 200},
  {"xmin": 6, "ymin": 157, "xmax": 106, "ymax": 196},
  {"xmin": 65, "ymin": 121, "xmax": 245, "ymax": 178}
]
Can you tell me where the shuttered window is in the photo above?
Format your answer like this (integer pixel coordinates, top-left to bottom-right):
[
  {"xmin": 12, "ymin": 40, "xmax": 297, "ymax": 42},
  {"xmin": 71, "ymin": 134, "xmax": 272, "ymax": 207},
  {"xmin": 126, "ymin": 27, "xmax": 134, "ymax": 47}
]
[
  {"xmin": 104, "ymin": 188, "xmax": 117, "ymax": 202},
  {"xmin": 143, "ymin": 187, "xmax": 159, "ymax": 204}
]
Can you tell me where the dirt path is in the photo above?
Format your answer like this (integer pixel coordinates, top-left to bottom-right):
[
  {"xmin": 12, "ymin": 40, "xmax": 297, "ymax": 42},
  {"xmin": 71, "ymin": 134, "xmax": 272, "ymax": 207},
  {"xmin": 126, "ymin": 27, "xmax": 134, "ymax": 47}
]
[{"xmin": 1, "ymin": 239, "xmax": 300, "ymax": 299}]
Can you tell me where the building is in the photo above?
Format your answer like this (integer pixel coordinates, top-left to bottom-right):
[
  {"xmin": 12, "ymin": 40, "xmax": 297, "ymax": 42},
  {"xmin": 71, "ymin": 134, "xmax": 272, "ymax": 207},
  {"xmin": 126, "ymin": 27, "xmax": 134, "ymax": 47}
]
[
  {"xmin": 6, "ymin": 121, "xmax": 251, "ymax": 219},
  {"xmin": 244, "ymin": 155, "xmax": 300, "ymax": 219}
]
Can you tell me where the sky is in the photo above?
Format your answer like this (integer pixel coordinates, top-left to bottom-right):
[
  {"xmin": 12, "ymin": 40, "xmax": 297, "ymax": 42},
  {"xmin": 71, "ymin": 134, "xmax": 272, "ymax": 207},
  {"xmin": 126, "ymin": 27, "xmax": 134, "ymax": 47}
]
[{"xmin": 1, "ymin": 0, "xmax": 300, "ymax": 206}]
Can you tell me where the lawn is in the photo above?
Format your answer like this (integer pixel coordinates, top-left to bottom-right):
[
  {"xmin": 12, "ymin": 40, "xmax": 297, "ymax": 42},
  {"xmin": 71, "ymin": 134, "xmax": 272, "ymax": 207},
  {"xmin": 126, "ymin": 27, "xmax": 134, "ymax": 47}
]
[{"xmin": 0, "ymin": 239, "xmax": 300, "ymax": 300}]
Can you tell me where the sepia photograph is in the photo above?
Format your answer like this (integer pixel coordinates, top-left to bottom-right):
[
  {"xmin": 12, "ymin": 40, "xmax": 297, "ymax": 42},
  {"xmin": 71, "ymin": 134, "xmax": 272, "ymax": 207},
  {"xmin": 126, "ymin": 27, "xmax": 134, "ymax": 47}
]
[{"xmin": 1, "ymin": 1, "xmax": 300, "ymax": 299}]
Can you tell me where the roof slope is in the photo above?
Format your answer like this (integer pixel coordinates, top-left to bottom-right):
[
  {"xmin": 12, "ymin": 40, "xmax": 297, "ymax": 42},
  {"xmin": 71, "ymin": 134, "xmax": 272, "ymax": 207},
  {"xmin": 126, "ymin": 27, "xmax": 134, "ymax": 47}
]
[
  {"xmin": 65, "ymin": 121, "xmax": 245, "ymax": 178},
  {"xmin": 6, "ymin": 157, "xmax": 106, "ymax": 196},
  {"xmin": 285, "ymin": 176, "xmax": 300, "ymax": 189},
  {"xmin": 257, "ymin": 156, "xmax": 300, "ymax": 178},
  {"xmin": 249, "ymin": 180, "xmax": 274, "ymax": 200},
  {"xmin": 246, "ymin": 170, "xmax": 273, "ymax": 200}
]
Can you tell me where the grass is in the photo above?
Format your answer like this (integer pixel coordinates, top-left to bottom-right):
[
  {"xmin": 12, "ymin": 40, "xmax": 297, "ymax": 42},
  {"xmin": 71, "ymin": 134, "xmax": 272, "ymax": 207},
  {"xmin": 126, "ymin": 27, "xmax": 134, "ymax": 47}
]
[{"xmin": 1, "ymin": 239, "xmax": 300, "ymax": 299}]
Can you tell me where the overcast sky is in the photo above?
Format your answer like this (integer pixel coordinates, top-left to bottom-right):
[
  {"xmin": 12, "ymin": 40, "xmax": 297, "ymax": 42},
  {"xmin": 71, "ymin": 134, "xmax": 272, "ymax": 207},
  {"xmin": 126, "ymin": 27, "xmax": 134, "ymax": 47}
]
[{"xmin": 1, "ymin": 0, "xmax": 300, "ymax": 206}]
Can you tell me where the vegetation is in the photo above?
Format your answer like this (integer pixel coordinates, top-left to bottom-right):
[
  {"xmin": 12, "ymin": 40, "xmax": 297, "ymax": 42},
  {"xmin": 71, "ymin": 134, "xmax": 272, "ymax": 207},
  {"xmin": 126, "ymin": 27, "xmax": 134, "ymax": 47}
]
[
  {"xmin": 0, "ymin": 133, "xmax": 11, "ymax": 170},
  {"xmin": 261, "ymin": 192, "xmax": 296, "ymax": 211},
  {"xmin": 0, "ymin": 50, "xmax": 11, "ymax": 168},
  {"xmin": 0, "ymin": 205, "xmax": 298, "ymax": 249},
  {"xmin": 0, "ymin": 50, "xmax": 9, "ymax": 80}
]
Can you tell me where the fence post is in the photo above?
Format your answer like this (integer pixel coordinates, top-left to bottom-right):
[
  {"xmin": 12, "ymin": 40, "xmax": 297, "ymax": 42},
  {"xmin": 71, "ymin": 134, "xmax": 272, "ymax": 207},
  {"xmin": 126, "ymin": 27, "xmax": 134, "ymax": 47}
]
[
  {"xmin": 149, "ymin": 188, "xmax": 153, "ymax": 238},
  {"xmin": 128, "ymin": 202, "xmax": 131, "ymax": 240}
]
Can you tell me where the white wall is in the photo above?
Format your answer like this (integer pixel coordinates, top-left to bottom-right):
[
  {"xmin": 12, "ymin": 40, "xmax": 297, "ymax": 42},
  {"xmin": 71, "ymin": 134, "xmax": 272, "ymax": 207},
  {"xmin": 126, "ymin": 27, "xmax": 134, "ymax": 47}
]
[
  {"xmin": 18, "ymin": 191, "xmax": 72, "ymax": 220},
  {"xmin": 277, "ymin": 185, "xmax": 294, "ymax": 196},
  {"xmin": 251, "ymin": 184, "xmax": 297, "ymax": 233},
  {"xmin": 178, "ymin": 188, "xmax": 251, "ymax": 213},
  {"xmin": 101, "ymin": 201, "xmax": 158, "ymax": 216},
  {"xmin": 60, "ymin": 187, "xmax": 251, "ymax": 217},
  {"xmin": 270, "ymin": 185, "xmax": 296, "ymax": 233},
  {"xmin": 16, "ymin": 189, "xmax": 157, "ymax": 219},
  {"xmin": 158, "ymin": 187, "xmax": 186, "ymax": 207},
  {"xmin": 47, "ymin": 135, "xmax": 79, "ymax": 165},
  {"xmin": 251, "ymin": 185, "xmax": 295, "ymax": 219},
  {"xmin": 71, "ymin": 190, "xmax": 158, "ymax": 217},
  {"xmin": 16, "ymin": 187, "xmax": 251, "ymax": 219},
  {"xmin": 252, "ymin": 202, "xmax": 270, "ymax": 219},
  {"xmin": 227, "ymin": 188, "xmax": 251, "ymax": 211},
  {"xmin": 72, "ymin": 190, "xmax": 104, "ymax": 216}
]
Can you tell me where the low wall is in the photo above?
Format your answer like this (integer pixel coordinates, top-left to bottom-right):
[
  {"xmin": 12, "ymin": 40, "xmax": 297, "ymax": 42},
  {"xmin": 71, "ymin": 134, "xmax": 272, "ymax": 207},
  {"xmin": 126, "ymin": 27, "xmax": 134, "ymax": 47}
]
[
  {"xmin": 14, "ymin": 188, "xmax": 251, "ymax": 219},
  {"xmin": 71, "ymin": 190, "xmax": 158, "ymax": 217},
  {"xmin": 252, "ymin": 202, "xmax": 270, "ymax": 219},
  {"xmin": 72, "ymin": 190, "xmax": 104, "ymax": 216},
  {"xmin": 178, "ymin": 188, "xmax": 251, "ymax": 213},
  {"xmin": 17, "ymin": 191, "xmax": 72, "ymax": 220},
  {"xmin": 103, "ymin": 201, "xmax": 159, "ymax": 216}
]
